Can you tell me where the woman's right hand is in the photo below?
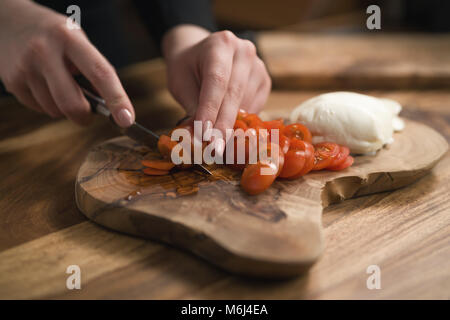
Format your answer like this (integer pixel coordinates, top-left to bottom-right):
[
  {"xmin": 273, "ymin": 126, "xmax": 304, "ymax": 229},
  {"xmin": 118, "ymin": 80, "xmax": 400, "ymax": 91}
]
[{"xmin": 0, "ymin": 0, "xmax": 135, "ymax": 127}]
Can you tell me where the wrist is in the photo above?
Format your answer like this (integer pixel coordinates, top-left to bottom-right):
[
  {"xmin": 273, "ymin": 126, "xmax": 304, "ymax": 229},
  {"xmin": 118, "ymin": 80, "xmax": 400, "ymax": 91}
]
[{"xmin": 162, "ymin": 24, "xmax": 210, "ymax": 61}]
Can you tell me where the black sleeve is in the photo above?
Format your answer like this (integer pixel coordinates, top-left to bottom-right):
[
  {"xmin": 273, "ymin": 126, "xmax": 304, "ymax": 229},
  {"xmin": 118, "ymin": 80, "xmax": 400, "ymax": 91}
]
[{"xmin": 132, "ymin": 0, "xmax": 217, "ymax": 51}]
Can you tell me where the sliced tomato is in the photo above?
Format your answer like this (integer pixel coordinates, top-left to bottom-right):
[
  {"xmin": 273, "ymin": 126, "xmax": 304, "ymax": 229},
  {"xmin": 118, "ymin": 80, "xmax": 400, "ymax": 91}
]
[
  {"xmin": 260, "ymin": 143, "xmax": 285, "ymax": 176},
  {"xmin": 141, "ymin": 159, "xmax": 175, "ymax": 171},
  {"xmin": 312, "ymin": 142, "xmax": 340, "ymax": 171},
  {"xmin": 278, "ymin": 149, "xmax": 306, "ymax": 178},
  {"xmin": 328, "ymin": 155, "xmax": 354, "ymax": 171},
  {"xmin": 234, "ymin": 119, "xmax": 248, "ymax": 131},
  {"xmin": 263, "ymin": 119, "xmax": 284, "ymax": 131},
  {"xmin": 288, "ymin": 139, "xmax": 315, "ymax": 178},
  {"xmin": 328, "ymin": 145, "xmax": 350, "ymax": 168},
  {"xmin": 270, "ymin": 133, "xmax": 290, "ymax": 154},
  {"xmin": 283, "ymin": 123, "xmax": 312, "ymax": 143},
  {"xmin": 157, "ymin": 135, "xmax": 178, "ymax": 159},
  {"xmin": 240, "ymin": 161, "xmax": 278, "ymax": 195},
  {"xmin": 142, "ymin": 167, "xmax": 170, "ymax": 176},
  {"xmin": 243, "ymin": 113, "xmax": 264, "ymax": 129}
]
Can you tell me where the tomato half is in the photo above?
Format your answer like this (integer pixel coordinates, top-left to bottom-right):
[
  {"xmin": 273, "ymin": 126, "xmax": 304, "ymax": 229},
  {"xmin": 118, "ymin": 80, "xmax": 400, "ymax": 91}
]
[
  {"xmin": 234, "ymin": 119, "xmax": 248, "ymax": 131},
  {"xmin": 243, "ymin": 114, "xmax": 264, "ymax": 129},
  {"xmin": 278, "ymin": 150, "xmax": 306, "ymax": 178},
  {"xmin": 157, "ymin": 135, "xmax": 178, "ymax": 159},
  {"xmin": 264, "ymin": 119, "xmax": 284, "ymax": 131},
  {"xmin": 288, "ymin": 139, "xmax": 315, "ymax": 178},
  {"xmin": 328, "ymin": 145, "xmax": 350, "ymax": 168},
  {"xmin": 260, "ymin": 143, "xmax": 285, "ymax": 176},
  {"xmin": 141, "ymin": 159, "xmax": 175, "ymax": 171},
  {"xmin": 312, "ymin": 142, "xmax": 340, "ymax": 171},
  {"xmin": 328, "ymin": 155, "xmax": 354, "ymax": 171},
  {"xmin": 240, "ymin": 161, "xmax": 278, "ymax": 195},
  {"xmin": 142, "ymin": 167, "xmax": 170, "ymax": 176},
  {"xmin": 283, "ymin": 123, "xmax": 312, "ymax": 143}
]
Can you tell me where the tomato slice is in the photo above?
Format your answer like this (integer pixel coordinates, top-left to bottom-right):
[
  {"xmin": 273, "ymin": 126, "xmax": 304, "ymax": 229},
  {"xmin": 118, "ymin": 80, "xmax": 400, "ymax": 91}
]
[
  {"xmin": 283, "ymin": 123, "xmax": 312, "ymax": 143},
  {"xmin": 288, "ymin": 139, "xmax": 315, "ymax": 178},
  {"xmin": 243, "ymin": 114, "xmax": 264, "ymax": 129},
  {"xmin": 141, "ymin": 159, "xmax": 175, "ymax": 171},
  {"xmin": 142, "ymin": 167, "xmax": 170, "ymax": 176},
  {"xmin": 234, "ymin": 119, "xmax": 248, "ymax": 131},
  {"xmin": 271, "ymin": 134, "xmax": 290, "ymax": 154},
  {"xmin": 240, "ymin": 161, "xmax": 278, "ymax": 195},
  {"xmin": 260, "ymin": 143, "xmax": 285, "ymax": 176},
  {"xmin": 278, "ymin": 149, "xmax": 306, "ymax": 178},
  {"xmin": 328, "ymin": 145, "xmax": 350, "ymax": 168},
  {"xmin": 328, "ymin": 155, "xmax": 354, "ymax": 171},
  {"xmin": 157, "ymin": 135, "xmax": 178, "ymax": 159},
  {"xmin": 264, "ymin": 119, "xmax": 284, "ymax": 131},
  {"xmin": 312, "ymin": 142, "xmax": 340, "ymax": 171}
]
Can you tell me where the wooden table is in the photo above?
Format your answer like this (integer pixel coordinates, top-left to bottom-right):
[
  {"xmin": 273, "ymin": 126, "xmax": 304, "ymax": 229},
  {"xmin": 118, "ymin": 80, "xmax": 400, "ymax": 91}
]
[{"xmin": 0, "ymin": 58, "xmax": 449, "ymax": 299}]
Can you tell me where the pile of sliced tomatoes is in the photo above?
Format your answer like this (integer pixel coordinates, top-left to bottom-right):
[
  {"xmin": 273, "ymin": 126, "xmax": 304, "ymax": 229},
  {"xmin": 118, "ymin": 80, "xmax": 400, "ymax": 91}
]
[{"xmin": 141, "ymin": 109, "xmax": 354, "ymax": 195}]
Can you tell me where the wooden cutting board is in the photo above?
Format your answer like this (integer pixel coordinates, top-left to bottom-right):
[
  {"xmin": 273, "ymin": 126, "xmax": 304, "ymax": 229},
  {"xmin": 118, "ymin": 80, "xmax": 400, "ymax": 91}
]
[
  {"xmin": 75, "ymin": 119, "xmax": 448, "ymax": 278},
  {"xmin": 258, "ymin": 32, "xmax": 450, "ymax": 90}
]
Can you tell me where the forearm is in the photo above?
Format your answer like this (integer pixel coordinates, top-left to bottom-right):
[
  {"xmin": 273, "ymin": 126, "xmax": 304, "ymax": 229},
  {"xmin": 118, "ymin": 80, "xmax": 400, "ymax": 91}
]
[{"xmin": 162, "ymin": 25, "xmax": 210, "ymax": 61}]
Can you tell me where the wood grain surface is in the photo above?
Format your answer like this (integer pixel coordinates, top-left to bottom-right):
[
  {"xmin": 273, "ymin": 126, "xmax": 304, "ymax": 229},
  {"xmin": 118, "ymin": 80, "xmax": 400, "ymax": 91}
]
[
  {"xmin": 0, "ymin": 57, "xmax": 449, "ymax": 298},
  {"xmin": 74, "ymin": 119, "xmax": 447, "ymax": 278},
  {"xmin": 258, "ymin": 32, "xmax": 450, "ymax": 90}
]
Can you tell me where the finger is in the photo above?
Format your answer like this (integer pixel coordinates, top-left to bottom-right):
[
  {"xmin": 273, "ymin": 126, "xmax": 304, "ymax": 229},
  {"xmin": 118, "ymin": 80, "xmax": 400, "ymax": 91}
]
[
  {"xmin": 247, "ymin": 76, "xmax": 271, "ymax": 114},
  {"xmin": 240, "ymin": 60, "xmax": 261, "ymax": 111},
  {"xmin": 168, "ymin": 66, "xmax": 199, "ymax": 116},
  {"xmin": 13, "ymin": 84, "xmax": 43, "ymax": 114},
  {"xmin": 195, "ymin": 45, "xmax": 233, "ymax": 137},
  {"xmin": 27, "ymin": 71, "xmax": 63, "ymax": 118},
  {"xmin": 214, "ymin": 41, "xmax": 256, "ymax": 144},
  {"xmin": 42, "ymin": 56, "xmax": 92, "ymax": 125},
  {"xmin": 65, "ymin": 31, "xmax": 134, "ymax": 127}
]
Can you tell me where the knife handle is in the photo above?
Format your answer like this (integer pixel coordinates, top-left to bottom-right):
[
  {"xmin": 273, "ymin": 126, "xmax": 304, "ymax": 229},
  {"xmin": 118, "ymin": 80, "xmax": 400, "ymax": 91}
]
[{"xmin": 81, "ymin": 87, "xmax": 111, "ymax": 118}]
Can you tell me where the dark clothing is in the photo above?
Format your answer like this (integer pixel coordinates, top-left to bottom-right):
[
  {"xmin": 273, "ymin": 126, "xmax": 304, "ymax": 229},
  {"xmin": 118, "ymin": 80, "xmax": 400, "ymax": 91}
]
[{"xmin": 35, "ymin": 0, "xmax": 217, "ymax": 68}]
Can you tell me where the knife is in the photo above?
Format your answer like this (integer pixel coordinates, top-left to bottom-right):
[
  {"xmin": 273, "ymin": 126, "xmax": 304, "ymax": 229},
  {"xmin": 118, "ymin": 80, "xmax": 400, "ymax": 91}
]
[{"xmin": 81, "ymin": 87, "xmax": 213, "ymax": 176}]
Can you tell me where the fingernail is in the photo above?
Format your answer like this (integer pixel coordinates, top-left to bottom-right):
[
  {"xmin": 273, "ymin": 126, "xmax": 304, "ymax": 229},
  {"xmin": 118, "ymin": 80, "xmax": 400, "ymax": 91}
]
[
  {"xmin": 215, "ymin": 138, "xmax": 225, "ymax": 157},
  {"xmin": 116, "ymin": 109, "xmax": 134, "ymax": 127}
]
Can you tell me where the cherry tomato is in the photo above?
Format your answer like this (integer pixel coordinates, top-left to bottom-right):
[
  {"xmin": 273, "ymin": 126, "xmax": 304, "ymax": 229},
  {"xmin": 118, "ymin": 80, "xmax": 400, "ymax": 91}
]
[
  {"xmin": 234, "ymin": 119, "xmax": 248, "ymax": 131},
  {"xmin": 279, "ymin": 150, "xmax": 306, "ymax": 178},
  {"xmin": 283, "ymin": 123, "xmax": 312, "ymax": 143},
  {"xmin": 288, "ymin": 139, "xmax": 315, "ymax": 178},
  {"xmin": 328, "ymin": 155, "xmax": 354, "ymax": 171},
  {"xmin": 240, "ymin": 161, "xmax": 278, "ymax": 195},
  {"xmin": 243, "ymin": 113, "xmax": 264, "ymax": 129},
  {"xmin": 271, "ymin": 134, "xmax": 290, "ymax": 154},
  {"xmin": 312, "ymin": 142, "xmax": 340, "ymax": 170},
  {"xmin": 141, "ymin": 159, "xmax": 175, "ymax": 171},
  {"xmin": 264, "ymin": 119, "xmax": 284, "ymax": 131},
  {"xmin": 328, "ymin": 145, "xmax": 350, "ymax": 168},
  {"xmin": 157, "ymin": 135, "xmax": 178, "ymax": 159},
  {"xmin": 260, "ymin": 143, "xmax": 285, "ymax": 176}
]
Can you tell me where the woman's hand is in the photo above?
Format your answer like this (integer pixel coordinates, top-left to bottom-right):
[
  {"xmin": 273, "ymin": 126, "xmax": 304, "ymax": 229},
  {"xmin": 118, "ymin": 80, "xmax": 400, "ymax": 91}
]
[
  {"xmin": 0, "ymin": 0, "xmax": 135, "ymax": 127},
  {"xmin": 162, "ymin": 25, "xmax": 272, "ymax": 155}
]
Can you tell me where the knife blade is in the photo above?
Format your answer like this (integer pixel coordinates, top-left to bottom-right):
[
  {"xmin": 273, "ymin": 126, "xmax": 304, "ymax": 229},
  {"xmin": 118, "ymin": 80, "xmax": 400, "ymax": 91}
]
[{"xmin": 81, "ymin": 87, "xmax": 213, "ymax": 176}]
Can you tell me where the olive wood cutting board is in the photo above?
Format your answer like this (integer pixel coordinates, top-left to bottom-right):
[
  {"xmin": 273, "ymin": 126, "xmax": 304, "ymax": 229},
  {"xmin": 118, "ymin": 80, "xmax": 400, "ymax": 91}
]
[{"xmin": 75, "ymin": 119, "xmax": 448, "ymax": 278}]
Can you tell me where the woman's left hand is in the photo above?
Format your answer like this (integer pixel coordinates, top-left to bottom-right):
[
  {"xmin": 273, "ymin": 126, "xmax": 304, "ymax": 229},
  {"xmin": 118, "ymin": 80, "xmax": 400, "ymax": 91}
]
[{"xmin": 162, "ymin": 25, "xmax": 271, "ymax": 155}]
